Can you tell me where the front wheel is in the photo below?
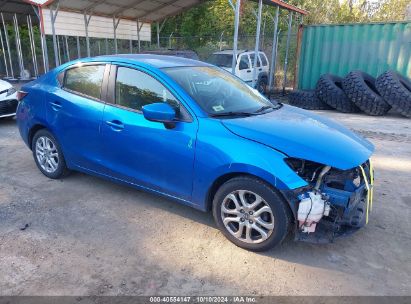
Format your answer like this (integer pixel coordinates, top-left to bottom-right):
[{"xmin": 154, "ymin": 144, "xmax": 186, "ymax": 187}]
[
  {"xmin": 32, "ymin": 129, "xmax": 70, "ymax": 179},
  {"xmin": 212, "ymin": 176, "xmax": 290, "ymax": 251}
]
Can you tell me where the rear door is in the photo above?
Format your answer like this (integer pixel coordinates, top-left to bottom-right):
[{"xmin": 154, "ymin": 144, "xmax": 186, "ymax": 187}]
[
  {"xmin": 259, "ymin": 52, "xmax": 269, "ymax": 74},
  {"xmin": 249, "ymin": 53, "xmax": 262, "ymax": 83},
  {"xmin": 46, "ymin": 63, "xmax": 109, "ymax": 171}
]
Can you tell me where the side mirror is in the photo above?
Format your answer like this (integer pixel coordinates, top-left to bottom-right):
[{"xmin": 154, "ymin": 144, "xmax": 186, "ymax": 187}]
[{"xmin": 142, "ymin": 102, "xmax": 176, "ymax": 128}]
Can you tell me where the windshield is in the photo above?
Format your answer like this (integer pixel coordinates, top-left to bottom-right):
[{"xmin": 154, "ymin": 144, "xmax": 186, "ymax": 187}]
[
  {"xmin": 207, "ymin": 54, "xmax": 233, "ymax": 68},
  {"xmin": 162, "ymin": 66, "xmax": 277, "ymax": 116}
]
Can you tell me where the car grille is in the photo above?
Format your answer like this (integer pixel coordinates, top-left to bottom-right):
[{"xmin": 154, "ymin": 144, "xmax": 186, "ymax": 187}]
[{"xmin": 0, "ymin": 99, "xmax": 18, "ymax": 116}]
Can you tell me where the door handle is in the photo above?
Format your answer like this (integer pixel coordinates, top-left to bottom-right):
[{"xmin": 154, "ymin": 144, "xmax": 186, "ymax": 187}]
[
  {"xmin": 105, "ymin": 120, "xmax": 124, "ymax": 131},
  {"xmin": 50, "ymin": 101, "xmax": 62, "ymax": 111},
  {"xmin": 247, "ymin": 70, "xmax": 251, "ymax": 73},
  {"xmin": 259, "ymin": 68, "xmax": 262, "ymax": 71}
]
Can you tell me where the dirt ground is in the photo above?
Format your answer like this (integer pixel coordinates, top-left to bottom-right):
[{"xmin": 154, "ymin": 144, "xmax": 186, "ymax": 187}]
[{"xmin": 0, "ymin": 109, "xmax": 410, "ymax": 296}]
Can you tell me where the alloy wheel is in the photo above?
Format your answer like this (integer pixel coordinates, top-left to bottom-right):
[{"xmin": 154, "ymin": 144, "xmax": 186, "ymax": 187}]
[
  {"xmin": 35, "ymin": 136, "xmax": 59, "ymax": 173},
  {"xmin": 220, "ymin": 190, "xmax": 274, "ymax": 244}
]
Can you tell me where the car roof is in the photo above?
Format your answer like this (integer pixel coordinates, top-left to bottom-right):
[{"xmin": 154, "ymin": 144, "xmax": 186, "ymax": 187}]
[
  {"xmin": 212, "ymin": 50, "xmax": 266, "ymax": 56},
  {"xmin": 213, "ymin": 50, "xmax": 246, "ymax": 55},
  {"xmin": 93, "ymin": 54, "xmax": 210, "ymax": 69}
]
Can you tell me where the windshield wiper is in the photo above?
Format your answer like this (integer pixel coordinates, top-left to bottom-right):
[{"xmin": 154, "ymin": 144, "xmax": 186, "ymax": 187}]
[
  {"xmin": 210, "ymin": 111, "xmax": 256, "ymax": 118},
  {"xmin": 253, "ymin": 105, "xmax": 274, "ymax": 113}
]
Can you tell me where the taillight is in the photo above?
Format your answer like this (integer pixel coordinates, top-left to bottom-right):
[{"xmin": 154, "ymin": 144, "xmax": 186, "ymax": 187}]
[{"xmin": 17, "ymin": 91, "xmax": 28, "ymax": 102}]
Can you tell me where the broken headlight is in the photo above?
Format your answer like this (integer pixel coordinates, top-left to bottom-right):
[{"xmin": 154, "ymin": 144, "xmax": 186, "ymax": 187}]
[{"xmin": 284, "ymin": 157, "xmax": 325, "ymax": 183}]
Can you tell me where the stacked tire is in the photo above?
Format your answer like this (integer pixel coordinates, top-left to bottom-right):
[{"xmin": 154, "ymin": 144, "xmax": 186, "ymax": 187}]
[
  {"xmin": 376, "ymin": 71, "xmax": 411, "ymax": 118},
  {"xmin": 288, "ymin": 70, "xmax": 410, "ymax": 118},
  {"xmin": 287, "ymin": 90, "xmax": 330, "ymax": 110}
]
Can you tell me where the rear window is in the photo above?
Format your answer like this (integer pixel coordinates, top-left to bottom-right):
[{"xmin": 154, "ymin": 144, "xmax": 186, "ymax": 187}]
[
  {"xmin": 64, "ymin": 65, "xmax": 105, "ymax": 100},
  {"xmin": 207, "ymin": 54, "xmax": 232, "ymax": 68},
  {"xmin": 249, "ymin": 54, "xmax": 261, "ymax": 67}
]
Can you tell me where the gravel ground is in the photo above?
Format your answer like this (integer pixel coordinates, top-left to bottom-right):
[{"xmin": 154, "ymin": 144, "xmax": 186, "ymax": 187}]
[{"xmin": 0, "ymin": 110, "xmax": 410, "ymax": 296}]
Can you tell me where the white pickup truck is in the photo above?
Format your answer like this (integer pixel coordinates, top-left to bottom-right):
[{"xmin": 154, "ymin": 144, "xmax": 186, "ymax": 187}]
[{"xmin": 208, "ymin": 50, "xmax": 270, "ymax": 94}]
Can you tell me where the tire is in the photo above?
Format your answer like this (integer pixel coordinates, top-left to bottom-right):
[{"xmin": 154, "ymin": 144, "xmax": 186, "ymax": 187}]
[
  {"xmin": 288, "ymin": 90, "xmax": 330, "ymax": 110},
  {"xmin": 315, "ymin": 74, "xmax": 360, "ymax": 113},
  {"xmin": 256, "ymin": 77, "xmax": 267, "ymax": 94},
  {"xmin": 376, "ymin": 70, "xmax": 411, "ymax": 118},
  {"xmin": 32, "ymin": 129, "xmax": 70, "ymax": 179},
  {"xmin": 342, "ymin": 71, "xmax": 391, "ymax": 116},
  {"xmin": 212, "ymin": 176, "xmax": 291, "ymax": 251}
]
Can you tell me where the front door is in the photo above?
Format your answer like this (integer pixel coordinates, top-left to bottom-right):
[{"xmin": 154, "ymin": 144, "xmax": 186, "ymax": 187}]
[
  {"xmin": 237, "ymin": 54, "xmax": 253, "ymax": 84},
  {"xmin": 100, "ymin": 65, "xmax": 198, "ymax": 201}
]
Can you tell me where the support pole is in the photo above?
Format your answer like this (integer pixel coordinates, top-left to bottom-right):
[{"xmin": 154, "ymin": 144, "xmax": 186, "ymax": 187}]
[
  {"xmin": 1, "ymin": 13, "xmax": 14, "ymax": 79},
  {"xmin": 156, "ymin": 22, "xmax": 160, "ymax": 49},
  {"xmin": 0, "ymin": 25, "xmax": 9, "ymax": 78},
  {"xmin": 219, "ymin": 31, "xmax": 224, "ymax": 51},
  {"xmin": 268, "ymin": 6, "xmax": 279, "ymax": 92},
  {"xmin": 136, "ymin": 18, "xmax": 142, "ymax": 53},
  {"xmin": 32, "ymin": 5, "xmax": 49, "ymax": 73},
  {"xmin": 56, "ymin": 35, "xmax": 61, "ymax": 65},
  {"xmin": 98, "ymin": 40, "xmax": 101, "ymax": 55},
  {"xmin": 113, "ymin": 16, "xmax": 120, "ymax": 54},
  {"xmin": 27, "ymin": 15, "xmax": 38, "ymax": 78},
  {"xmin": 251, "ymin": 0, "xmax": 263, "ymax": 88},
  {"xmin": 65, "ymin": 36, "xmax": 70, "ymax": 61},
  {"xmin": 105, "ymin": 38, "xmax": 108, "ymax": 54},
  {"xmin": 168, "ymin": 32, "xmax": 173, "ymax": 49},
  {"xmin": 50, "ymin": 1, "xmax": 60, "ymax": 67},
  {"xmin": 231, "ymin": 0, "xmax": 241, "ymax": 75},
  {"xmin": 76, "ymin": 36, "xmax": 80, "ymax": 58},
  {"xmin": 84, "ymin": 12, "xmax": 92, "ymax": 57},
  {"xmin": 13, "ymin": 14, "xmax": 25, "ymax": 79},
  {"xmin": 156, "ymin": 19, "xmax": 166, "ymax": 49},
  {"xmin": 283, "ymin": 12, "xmax": 293, "ymax": 94}
]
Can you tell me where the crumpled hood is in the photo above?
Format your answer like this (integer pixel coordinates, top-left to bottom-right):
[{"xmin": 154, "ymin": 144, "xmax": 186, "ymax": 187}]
[{"xmin": 222, "ymin": 104, "xmax": 374, "ymax": 170}]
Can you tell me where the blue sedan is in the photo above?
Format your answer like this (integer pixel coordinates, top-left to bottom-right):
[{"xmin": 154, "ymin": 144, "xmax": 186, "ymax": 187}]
[{"xmin": 16, "ymin": 55, "xmax": 374, "ymax": 251}]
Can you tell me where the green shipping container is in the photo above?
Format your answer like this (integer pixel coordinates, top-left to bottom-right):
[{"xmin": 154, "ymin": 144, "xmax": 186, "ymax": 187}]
[{"xmin": 297, "ymin": 22, "xmax": 411, "ymax": 89}]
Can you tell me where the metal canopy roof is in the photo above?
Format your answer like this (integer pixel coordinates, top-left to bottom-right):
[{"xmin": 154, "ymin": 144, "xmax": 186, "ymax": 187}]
[
  {"xmin": 0, "ymin": 0, "xmax": 37, "ymax": 22},
  {"xmin": 40, "ymin": 0, "xmax": 207, "ymax": 22},
  {"xmin": 19, "ymin": 0, "xmax": 307, "ymax": 23}
]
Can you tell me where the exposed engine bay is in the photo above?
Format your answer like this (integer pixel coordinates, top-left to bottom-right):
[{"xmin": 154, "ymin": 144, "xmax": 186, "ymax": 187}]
[{"xmin": 284, "ymin": 158, "xmax": 374, "ymax": 243}]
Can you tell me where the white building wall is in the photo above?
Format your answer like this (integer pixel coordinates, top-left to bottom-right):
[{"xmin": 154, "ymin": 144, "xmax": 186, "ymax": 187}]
[{"xmin": 42, "ymin": 9, "xmax": 151, "ymax": 41}]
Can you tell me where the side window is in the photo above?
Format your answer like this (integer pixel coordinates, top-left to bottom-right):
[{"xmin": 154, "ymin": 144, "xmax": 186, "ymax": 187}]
[
  {"xmin": 249, "ymin": 54, "xmax": 261, "ymax": 67},
  {"xmin": 115, "ymin": 67, "xmax": 179, "ymax": 112},
  {"xmin": 64, "ymin": 65, "xmax": 105, "ymax": 99},
  {"xmin": 238, "ymin": 55, "xmax": 250, "ymax": 70},
  {"xmin": 260, "ymin": 53, "xmax": 268, "ymax": 66}
]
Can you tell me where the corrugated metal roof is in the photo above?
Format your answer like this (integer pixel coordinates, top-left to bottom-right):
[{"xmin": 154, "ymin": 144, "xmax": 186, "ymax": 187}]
[
  {"xmin": 46, "ymin": 0, "xmax": 206, "ymax": 22},
  {"xmin": 1, "ymin": 0, "xmax": 37, "ymax": 22},
  {"xmin": 297, "ymin": 22, "xmax": 411, "ymax": 89}
]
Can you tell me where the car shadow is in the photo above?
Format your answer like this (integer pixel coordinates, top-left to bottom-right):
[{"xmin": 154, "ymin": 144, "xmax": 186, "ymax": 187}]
[{"xmin": 0, "ymin": 117, "xmax": 16, "ymax": 126}]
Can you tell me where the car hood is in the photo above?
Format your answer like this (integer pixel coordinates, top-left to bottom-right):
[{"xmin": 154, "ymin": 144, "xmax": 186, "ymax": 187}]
[{"xmin": 221, "ymin": 104, "xmax": 374, "ymax": 170}]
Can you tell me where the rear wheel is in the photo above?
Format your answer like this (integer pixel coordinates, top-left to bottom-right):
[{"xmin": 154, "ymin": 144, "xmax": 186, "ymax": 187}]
[
  {"xmin": 256, "ymin": 77, "xmax": 267, "ymax": 94},
  {"xmin": 32, "ymin": 129, "xmax": 69, "ymax": 179},
  {"xmin": 212, "ymin": 176, "xmax": 290, "ymax": 251}
]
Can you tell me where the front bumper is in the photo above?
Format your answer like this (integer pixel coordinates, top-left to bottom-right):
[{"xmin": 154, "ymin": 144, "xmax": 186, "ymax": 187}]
[
  {"xmin": 0, "ymin": 98, "xmax": 18, "ymax": 118},
  {"xmin": 287, "ymin": 160, "xmax": 374, "ymax": 244}
]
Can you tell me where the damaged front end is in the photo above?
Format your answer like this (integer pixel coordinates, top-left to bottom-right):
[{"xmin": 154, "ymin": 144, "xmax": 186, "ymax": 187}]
[{"xmin": 283, "ymin": 158, "xmax": 374, "ymax": 244}]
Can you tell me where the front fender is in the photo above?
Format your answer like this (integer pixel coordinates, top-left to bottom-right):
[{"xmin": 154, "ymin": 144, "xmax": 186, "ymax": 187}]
[{"xmin": 191, "ymin": 118, "xmax": 308, "ymax": 210}]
